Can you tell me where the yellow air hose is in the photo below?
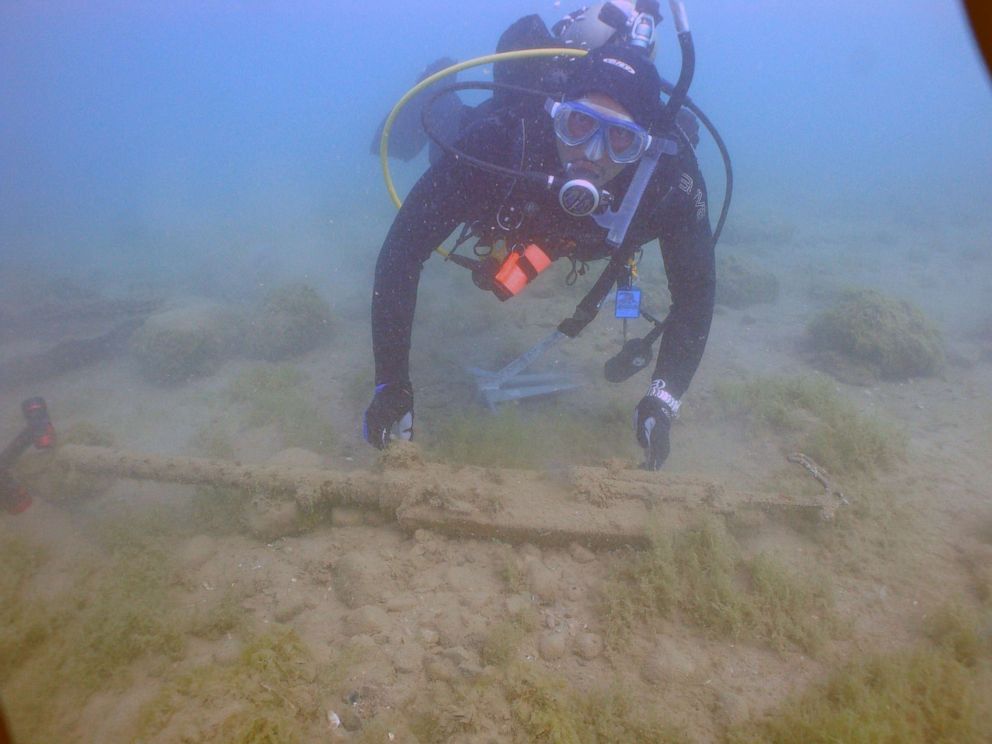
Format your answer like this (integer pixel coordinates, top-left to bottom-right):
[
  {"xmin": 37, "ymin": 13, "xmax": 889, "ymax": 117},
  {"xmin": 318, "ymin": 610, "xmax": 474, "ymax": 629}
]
[{"xmin": 378, "ymin": 48, "xmax": 588, "ymax": 255}]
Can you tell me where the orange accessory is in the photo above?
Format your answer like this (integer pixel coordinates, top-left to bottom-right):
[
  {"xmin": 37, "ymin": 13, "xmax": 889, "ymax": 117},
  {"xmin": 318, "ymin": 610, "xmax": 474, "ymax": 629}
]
[{"xmin": 493, "ymin": 244, "xmax": 552, "ymax": 301}]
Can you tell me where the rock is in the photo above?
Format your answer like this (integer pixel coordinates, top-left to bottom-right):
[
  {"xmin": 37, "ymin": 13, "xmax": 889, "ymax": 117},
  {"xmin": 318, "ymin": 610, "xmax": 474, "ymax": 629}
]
[
  {"xmin": 339, "ymin": 706, "xmax": 362, "ymax": 732},
  {"xmin": 505, "ymin": 594, "xmax": 532, "ymax": 616},
  {"xmin": 245, "ymin": 498, "xmax": 300, "ymax": 541},
  {"xmin": 437, "ymin": 645, "xmax": 485, "ymax": 679},
  {"xmin": 333, "ymin": 551, "xmax": 390, "ymax": 608},
  {"xmin": 129, "ymin": 302, "xmax": 238, "ymax": 385},
  {"xmin": 331, "ymin": 507, "xmax": 365, "ymax": 527},
  {"xmin": 461, "ymin": 591, "xmax": 489, "ymax": 611},
  {"xmin": 386, "ymin": 593, "xmax": 418, "ymax": 612},
  {"xmin": 460, "ymin": 613, "xmax": 491, "ymax": 647},
  {"xmin": 568, "ymin": 543, "xmax": 596, "ymax": 564},
  {"xmin": 459, "ymin": 661, "xmax": 484, "ymax": 680},
  {"xmin": 564, "ymin": 583, "xmax": 584, "ymax": 602},
  {"xmin": 266, "ymin": 447, "xmax": 324, "ymax": 468},
  {"xmin": 344, "ymin": 606, "xmax": 391, "ymax": 636},
  {"xmin": 807, "ymin": 288, "xmax": 944, "ymax": 380},
  {"xmin": 641, "ymin": 656, "xmax": 666, "ymax": 686},
  {"xmin": 538, "ymin": 631, "xmax": 567, "ymax": 661},
  {"xmin": 418, "ymin": 628, "xmax": 439, "ymax": 646},
  {"xmin": 424, "ymin": 656, "xmax": 457, "ymax": 682},
  {"xmin": 712, "ymin": 685, "xmax": 750, "ymax": 725},
  {"xmin": 274, "ymin": 598, "xmax": 308, "ymax": 623},
  {"xmin": 442, "ymin": 646, "xmax": 475, "ymax": 667},
  {"xmin": 519, "ymin": 543, "xmax": 542, "ymax": 559},
  {"xmin": 348, "ymin": 634, "xmax": 376, "ymax": 651},
  {"xmin": 445, "ymin": 565, "xmax": 479, "ymax": 593},
  {"xmin": 641, "ymin": 637, "xmax": 699, "ymax": 686},
  {"xmin": 248, "ymin": 282, "xmax": 332, "ymax": 362},
  {"xmin": 574, "ymin": 633, "xmax": 603, "ymax": 660},
  {"xmin": 433, "ymin": 608, "xmax": 467, "ymax": 646},
  {"xmin": 179, "ymin": 534, "xmax": 216, "ymax": 570},
  {"xmin": 525, "ymin": 558, "xmax": 559, "ymax": 602},
  {"xmin": 393, "ymin": 642, "xmax": 425, "ymax": 673}
]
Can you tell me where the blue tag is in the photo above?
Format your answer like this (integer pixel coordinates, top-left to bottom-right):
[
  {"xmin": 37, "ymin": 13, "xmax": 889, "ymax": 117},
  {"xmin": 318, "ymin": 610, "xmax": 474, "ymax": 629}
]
[{"xmin": 614, "ymin": 288, "xmax": 641, "ymax": 319}]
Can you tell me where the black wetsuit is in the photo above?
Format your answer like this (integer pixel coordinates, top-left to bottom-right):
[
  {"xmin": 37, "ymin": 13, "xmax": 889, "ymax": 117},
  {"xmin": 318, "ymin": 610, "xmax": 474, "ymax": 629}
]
[{"xmin": 371, "ymin": 105, "xmax": 715, "ymax": 401}]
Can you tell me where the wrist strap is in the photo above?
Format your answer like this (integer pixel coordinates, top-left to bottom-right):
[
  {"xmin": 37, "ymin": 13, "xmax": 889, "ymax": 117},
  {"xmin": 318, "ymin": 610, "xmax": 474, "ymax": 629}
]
[{"xmin": 646, "ymin": 379, "xmax": 681, "ymax": 418}]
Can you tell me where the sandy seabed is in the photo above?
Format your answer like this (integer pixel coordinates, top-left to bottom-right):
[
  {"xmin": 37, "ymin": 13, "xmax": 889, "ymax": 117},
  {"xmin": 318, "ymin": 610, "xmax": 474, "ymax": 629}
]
[{"xmin": 1, "ymin": 213, "xmax": 991, "ymax": 743}]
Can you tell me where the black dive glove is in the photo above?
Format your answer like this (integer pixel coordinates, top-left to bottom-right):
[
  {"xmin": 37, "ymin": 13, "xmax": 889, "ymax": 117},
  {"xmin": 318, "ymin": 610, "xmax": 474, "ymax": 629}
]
[
  {"xmin": 363, "ymin": 382, "xmax": 414, "ymax": 449},
  {"xmin": 634, "ymin": 379, "xmax": 681, "ymax": 471}
]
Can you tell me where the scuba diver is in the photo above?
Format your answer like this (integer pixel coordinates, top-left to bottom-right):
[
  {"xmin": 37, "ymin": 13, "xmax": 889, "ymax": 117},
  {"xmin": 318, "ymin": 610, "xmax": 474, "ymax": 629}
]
[{"xmin": 365, "ymin": 1, "xmax": 722, "ymax": 471}]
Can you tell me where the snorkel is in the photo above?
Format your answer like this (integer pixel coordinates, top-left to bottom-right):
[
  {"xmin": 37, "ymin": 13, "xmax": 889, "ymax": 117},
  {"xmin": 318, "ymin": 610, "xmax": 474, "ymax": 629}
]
[
  {"xmin": 557, "ymin": 0, "xmax": 696, "ymax": 338},
  {"xmin": 660, "ymin": 0, "xmax": 694, "ymax": 129}
]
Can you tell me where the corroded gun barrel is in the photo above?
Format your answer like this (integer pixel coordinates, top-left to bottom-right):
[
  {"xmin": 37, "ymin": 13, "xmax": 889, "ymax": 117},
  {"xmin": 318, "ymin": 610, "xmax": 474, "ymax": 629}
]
[{"xmin": 57, "ymin": 444, "xmax": 837, "ymax": 548}]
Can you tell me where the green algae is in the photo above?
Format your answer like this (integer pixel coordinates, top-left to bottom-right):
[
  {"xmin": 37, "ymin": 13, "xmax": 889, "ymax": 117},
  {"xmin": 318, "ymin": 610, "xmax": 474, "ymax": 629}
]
[
  {"xmin": 0, "ymin": 533, "xmax": 51, "ymax": 684},
  {"xmin": 808, "ymin": 288, "xmax": 944, "ymax": 380},
  {"xmin": 432, "ymin": 398, "xmax": 631, "ymax": 468},
  {"xmin": 480, "ymin": 611, "xmax": 538, "ymax": 668},
  {"xmin": 504, "ymin": 665, "xmax": 684, "ymax": 744},
  {"xmin": 725, "ymin": 645, "xmax": 991, "ymax": 744},
  {"xmin": 406, "ymin": 665, "xmax": 682, "ymax": 744},
  {"xmin": 601, "ymin": 516, "xmax": 836, "ymax": 654},
  {"xmin": 798, "ymin": 477, "xmax": 910, "ymax": 577},
  {"xmin": 498, "ymin": 545, "xmax": 529, "ymax": 594},
  {"xmin": 924, "ymin": 602, "xmax": 991, "ymax": 669},
  {"xmin": 715, "ymin": 375, "xmax": 905, "ymax": 474},
  {"xmin": 186, "ymin": 588, "xmax": 245, "ymax": 642},
  {"xmin": 138, "ymin": 627, "xmax": 350, "ymax": 743},
  {"xmin": 2, "ymin": 520, "xmax": 185, "ymax": 742},
  {"xmin": 725, "ymin": 597, "xmax": 992, "ymax": 744}
]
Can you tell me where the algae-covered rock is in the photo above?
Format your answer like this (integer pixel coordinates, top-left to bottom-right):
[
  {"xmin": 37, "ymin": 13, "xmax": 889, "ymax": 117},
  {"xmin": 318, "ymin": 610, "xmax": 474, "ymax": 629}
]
[
  {"xmin": 716, "ymin": 255, "xmax": 779, "ymax": 309},
  {"xmin": 808, "ymin": 288, "xmax": 944, "ymax": 380},
  {"xmin": 129, "ymin": 302, "xmax": 238, "ymax": 385},
  {"xmin": 248, "ymin": 283, "xmax": 331, "ymax": 361},
  {"xmin": 245, "ymin": 496, "xmax": 300, "ymax": 541},
  {"xmin": 13, "ymin": 422, "xmax": 116, "ymax": 505}
]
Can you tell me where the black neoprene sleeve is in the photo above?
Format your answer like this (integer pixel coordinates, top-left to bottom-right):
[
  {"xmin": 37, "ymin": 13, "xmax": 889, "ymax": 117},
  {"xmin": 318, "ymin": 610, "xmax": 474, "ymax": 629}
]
[
  {"xmin": 371, "ymin": 158, "xmax": 469, "ymax": 386},
  {"xmin": 651, "ymin": 165, "xmax": 716, "ymax": 399}
]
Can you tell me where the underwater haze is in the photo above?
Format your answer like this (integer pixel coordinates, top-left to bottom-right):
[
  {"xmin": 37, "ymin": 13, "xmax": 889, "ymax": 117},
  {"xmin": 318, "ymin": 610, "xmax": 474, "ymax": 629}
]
[
  {"xmin": 1, "ymin": 0, "xmax": 990, "ymax": 282},
  {"xmin": 3, "ymin": 2, "xmax": 992, "ymax": 743}
]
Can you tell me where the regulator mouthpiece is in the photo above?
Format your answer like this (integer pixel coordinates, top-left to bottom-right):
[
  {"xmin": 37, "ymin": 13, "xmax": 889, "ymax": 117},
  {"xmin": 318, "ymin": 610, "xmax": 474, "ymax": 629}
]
[{"xmin": 559, "ymin": 178, "xmax": 601, "ymax": 217}]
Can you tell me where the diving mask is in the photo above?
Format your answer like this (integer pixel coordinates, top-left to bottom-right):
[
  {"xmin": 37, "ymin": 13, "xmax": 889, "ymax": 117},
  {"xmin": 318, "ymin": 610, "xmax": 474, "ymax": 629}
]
[{"xmin": 547, "ymin": 99, "xmax": 652, "ymax": 164}]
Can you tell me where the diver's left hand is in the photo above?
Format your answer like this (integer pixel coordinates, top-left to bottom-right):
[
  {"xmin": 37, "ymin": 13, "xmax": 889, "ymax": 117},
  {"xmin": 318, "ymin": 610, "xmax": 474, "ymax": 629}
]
[{"xmin": 634, "ymin": 380, "xmax": 680, "ymax": 471}]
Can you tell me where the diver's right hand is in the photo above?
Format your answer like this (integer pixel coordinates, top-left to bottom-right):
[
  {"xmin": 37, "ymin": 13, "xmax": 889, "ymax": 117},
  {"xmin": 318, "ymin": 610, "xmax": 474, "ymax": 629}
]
[{"xmin": 363, "ymin": 382, "xmax": 414, "ymax": 449}]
